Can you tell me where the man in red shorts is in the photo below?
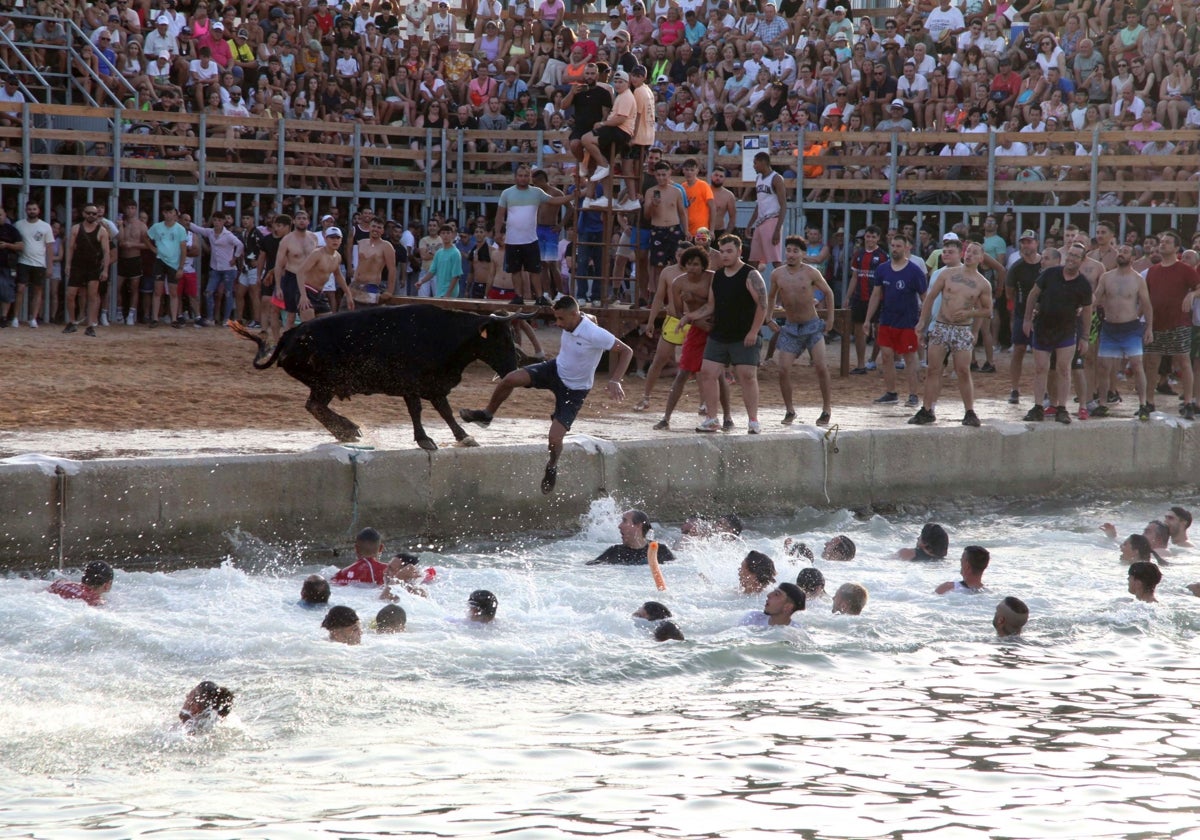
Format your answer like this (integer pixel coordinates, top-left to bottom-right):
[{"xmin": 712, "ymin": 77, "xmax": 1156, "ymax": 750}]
[
  {"xmin": 652, "ymin": 246, "xmax": 732, "ymax": 430},
  {"xmin": 864, "ymin": 232, "xmax": 927, "ymax": 406}
]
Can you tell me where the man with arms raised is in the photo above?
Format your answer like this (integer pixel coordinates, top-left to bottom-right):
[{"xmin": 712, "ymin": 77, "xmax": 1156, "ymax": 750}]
[
  {"xmin": 274, "ymin": 210, "xmax": 320, "ymax": 329},
  {"xmin": 349, "ymin": 218, "xmax": 396, "ymax": 305},
  {"xmin": 679, "ymin": 234, "xmax": 767, "ymax": 434},
  {"xmin": 1089, "ymin": 244, "xmax": 1153, "ymax": 420},
  {"xmin": 767, "ymin": 234, "xmax": 834, "ymax": 426},
  {"xmin": 652, "ymin": 247, "xmax": 732, "ymax": 431},
  {"xmin": 461, "ymin": 296, "xmax": 633, "ymax": 494},
  {"xmin": 1023, "ymin": 241, "xmax": 1094, "ymax": 424},
  {"xmin": 865, "ymin": 233, "xmax": 926, "ymax": 407},
  {"xmin": 910, "ymin": 238, "xmax": 992, "ymax": 427}
]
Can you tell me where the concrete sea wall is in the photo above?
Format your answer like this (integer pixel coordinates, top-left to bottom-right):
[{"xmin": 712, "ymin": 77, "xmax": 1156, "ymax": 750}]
[{"xmin": 2, "ymin": 421, "xmax": 1197, "ymax": 568}]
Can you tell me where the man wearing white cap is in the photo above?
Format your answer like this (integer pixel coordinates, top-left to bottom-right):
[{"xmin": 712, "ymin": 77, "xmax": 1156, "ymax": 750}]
[
  {"xmin": 876, "ymin": 98, "xmax": 914, "ymax": 132},
  {"xmin": 145, "ymin": 16, "xmax": 180, "ymax": 64},
  {"xmin": 296, "ymin": 228, "xmax": 354, "ymax": 320}
]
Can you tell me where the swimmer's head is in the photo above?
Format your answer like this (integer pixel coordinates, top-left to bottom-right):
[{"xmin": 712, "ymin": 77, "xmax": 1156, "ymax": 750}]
[
  {"xmin": 796, "ymin": 566, "xmax": 826, "ymax": 597},
  {"xmin": 680, "ymin": 515, "xmax": 710, "ymax": 538},
  {"xmin": 355, "ymin": 527, "xmax": 383, "ymax": 558},
  {"xmin": 620, "ymin": 509, "xmax": 652, "ymax": 544},
  {"xmin": 654, "ymin": 620, "xmax": 684, "ymax": 642},
  {"xmin": 375, "ymin": 604, "xmax": 407, "ymax": 633},
  {"xmin": 634, "ymin": 600, "xmax": 672, "ymax": 620},
  {"xmin": 180, "ymin": 680, "xmax": 234, "ymax": 723},
  {"xmin": 918, "ymin": 523, "xmax": 949, "ymax": 559},
  {"xmin": 301, "ymin": 574, "xmax": 331, "ymax": 605},
  {"xmin": 386, "ymin": 552, "xmax": 422, "ymax": 582},
  {"xmin": 832, "ymin": 582, "xmax": 868, "ymax": 615},
  {"xmin": 468, "ymin": 589, "xmax": 498, "ymax": 622},
  {"xmin": 776, "ymin": 582, "xmax": 806, "ymax": 613},
  {"xmin": 1127, "ymin": 561, "xmax": 1162, "ymax": 600},
  {"xmin": 322, "ymin": 605, "xmax": 362, "ymax": 645},
  {"xmin": 1143, "ymin": 520, "xmax": 1170, "ymax": 549},
  {"xmin": 716, "ymin": 513, "xmax": 743, "ymax": 536},
  {"xmin": 82, "ymin": 561, "xmax": 114, "ymax": 590},
  {"xmin": 993, "ymin": 596, "xmax": 1029, "ymax": 636},
  {"xmin": 740, "ymin": 550, "xmax": 776, "ymax": 592},
  {"xmin": 823, "ymin": 535, "xmax": 856, "ymax": 561},
  {"xmin": 1121, "ymin": 534, "xmax": 1152, "ymax": 563},
  {"xmin": 1168, "ymin": 506, "xmax": 1192, "ymax": 531},
  {"xmin": 962, "ymin": 545, "xmax": 990, "ymax": 574}
]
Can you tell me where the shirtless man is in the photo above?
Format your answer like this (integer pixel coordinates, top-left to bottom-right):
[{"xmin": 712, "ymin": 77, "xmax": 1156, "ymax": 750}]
[
  {"xmin": 652, "ymin": 246, "xmax": 732, "ymax": 430},
  {"xmin": 117, "ymin": 200, "xmax": 148, "ymax": 325},
  {"xmin": 643, "ymin": 160, "xmax": 689, "ymax": 305},
  {"xmin": 635, "ymin": 243, "xmax": 687, "ymax": 411},
  {"xmin": 708, "ymin": 165, "xmax": 738, "ymax": 239},
  {"xmin": 349, "ymin": 219, "xmax": 397, "ymax": 304},
  {"xmin": 1087, "ymin": 221, "xmax": 1119, "ymax": 272},
  {"xmin": 274, "ymin": 210, "xmax": 319, "ymax": 329},
  {"xmin": 532, "ymin": 169, "xmax": 570, "ymax": 301},
  {"xmin": 481, "ymin": 229, "xmax": 516, "ymax": 300},
  {"xmin": 767, "ymin": 235, "xmax": 835, "ymax": 426},
  {"xmin": 296, "ymin": 228, "xmax": 354, "ymax": 315},
  {"xmin": 1089, "ymin": 245, "xmax": 1154, "ymax": 420},
  {"xmin": 911, "ymin": 239, "xmax": 993, "ymax": 427}
]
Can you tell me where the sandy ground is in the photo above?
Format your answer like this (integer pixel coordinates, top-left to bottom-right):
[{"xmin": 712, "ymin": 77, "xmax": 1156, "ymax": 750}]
[{"xmin": 0, "ymin": 315, "xmax": 1154, "ymax": 460}]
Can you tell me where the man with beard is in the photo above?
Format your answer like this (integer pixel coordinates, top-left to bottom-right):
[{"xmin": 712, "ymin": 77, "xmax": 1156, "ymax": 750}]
[
  {"xmin": 1090, "ymin": 244, "xmax": 1153, "ymax": 420},
  {"xmin": 1023, "ymin": 241, "xmax": 1094, "ymax": 424}
]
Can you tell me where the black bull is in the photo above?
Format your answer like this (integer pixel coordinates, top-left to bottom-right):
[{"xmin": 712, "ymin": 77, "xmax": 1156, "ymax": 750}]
[{"xmin": 231, "ymin": 305, "xmax": 535, "ymax": 450}]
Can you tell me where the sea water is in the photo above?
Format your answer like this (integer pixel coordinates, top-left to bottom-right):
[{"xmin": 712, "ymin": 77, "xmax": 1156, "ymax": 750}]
[{"xmin": 2, "ymin": 495, "xmax": 1199, "ymax": 839}]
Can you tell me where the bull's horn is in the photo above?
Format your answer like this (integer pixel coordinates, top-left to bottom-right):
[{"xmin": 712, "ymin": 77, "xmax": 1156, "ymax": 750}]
[{"xmin": 488, "ymin": 311, "xmax": 539, "ymax": 322}]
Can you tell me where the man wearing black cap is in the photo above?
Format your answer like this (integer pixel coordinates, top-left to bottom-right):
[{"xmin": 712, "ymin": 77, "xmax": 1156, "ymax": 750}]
[
  {"xmin": 740, "ymin": 583, "xmax": 806, "ymax": 626},
  {"xmin": 48, "ymin": 561, "xmax": 114, "ymax": 606},
  {"xmin": 1006, "ymin": 229, "xmax": 1042, "ymax": 404},
  {"xmin": 467, "ymin": 590, "xmax": 498, "ymax": 623}
]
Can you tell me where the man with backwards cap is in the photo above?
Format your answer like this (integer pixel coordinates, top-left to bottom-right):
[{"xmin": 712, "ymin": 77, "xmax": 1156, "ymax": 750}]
[
  {"xmin": 467, "ymin": 590, "xmax": 498, "ymax": 623},
  {"xmin": 740, "ymin": 582, "xmax": 806, "ymax": 626},
  {"xmin": 48, "ymin": 561, "xmax": 114, "ymax": 606},
  {"xmin": 293, "ymin": 223, "xmax": 354, "ymax": 320}
]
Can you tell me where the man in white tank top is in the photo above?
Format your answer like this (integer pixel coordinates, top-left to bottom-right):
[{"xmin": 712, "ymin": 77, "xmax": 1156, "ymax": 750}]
[{"xmin": 745, "ymin": 151, "xmax": 786, "ymax": 268}]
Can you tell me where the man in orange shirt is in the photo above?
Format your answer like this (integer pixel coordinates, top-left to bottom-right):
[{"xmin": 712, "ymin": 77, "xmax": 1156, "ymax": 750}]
[{"xmin": 679, "ymin": 158, "xmax": 714, "ymax": 237}]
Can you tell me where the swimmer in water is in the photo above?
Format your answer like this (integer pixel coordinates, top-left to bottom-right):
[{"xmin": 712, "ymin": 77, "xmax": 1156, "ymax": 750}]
[
  {"xmin": 47, "ymin": 560, "xmax": 113, "ymax": 606},
  {"xmin": 1100, "ymin": 519, "xmax": 1173, "ymax": 557},
  {"xmin": 832, "ymin": 583, "xmax": 868, "ymax": 615},
  {"xmin": 322, "ymin": 605, "xmax": 363, "ymax": 644},
  {"xmin": 1128, "ymin": 561, "xmax": 1162, "ymax": 603},
  {"xmin": 740, "ymin": 582, "xmax": 806, "ymax": 627},
  {"xmin": 588, "ymin": 509, "xmax": 678, "ymax": 565},
  {"xmin": 468, "ymin": 589, "xmax": 498, "ymax": 623},
  {"xmin": 993, "ymin": 596, "xmax": 1029, "ymax": 636},
  {"xmin": 179, "ymin": 680, "xmax": 235, "ymax": 732},
  {"xmin": 935, "ymin": 545, "xmax": 990, "ymax": 594},
  {"xmin": 331, "ymin": 527, "xmax": 390, "ymax": 585},
  {"xmin": 633, "ymin": 601, "xmax": 672, "ymax": 620},
  {"xmin": 654, "ymin": 620, "xmax": 684, "ymax": 641},
  {"xmin": 738, "ymin": 550, "xmax": 776, "ymax": 594},
  {"xmin": 1164, "ymin": 506, "xmax": 1193, "ymax": 546},
  {"xmin": 676, "ymin": 512, "xmax": 743, "ymax": 547},
  {"xmin": 784, "ymin": 535, "xmax": 856, "ymax": 562},
  {"xmin": 380, "ymin": 552, "xmax": 430, "ymax": 600},
  {"xmin": 300, "ymin": 574, "xmax": 331, "ymax": 606},
  {"xmin": 1119, "ymin": 534, "xmax": 1164, "ymax": 565},
  {"xmin": 796, "ymin": 566, "xmax": 826, "ymax": 599},
  {"xmin": 375, "ymin": 604, "xmax": 407, "ymax": 633},
  {"xmin": 897, "ymin": 523, "xmax": 949, "ymax": 561}
]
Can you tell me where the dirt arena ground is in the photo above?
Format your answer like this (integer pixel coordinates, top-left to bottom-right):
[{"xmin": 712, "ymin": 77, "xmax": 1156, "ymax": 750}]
[{"xmin": 0, "ymin": 316, "xmax": 1141, "ymax": 460}]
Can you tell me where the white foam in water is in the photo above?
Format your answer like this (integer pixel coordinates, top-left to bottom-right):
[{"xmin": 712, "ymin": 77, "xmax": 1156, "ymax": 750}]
[{"xmin": 2, "ymin": 495, "xmax": 1200, "ymax": 838}]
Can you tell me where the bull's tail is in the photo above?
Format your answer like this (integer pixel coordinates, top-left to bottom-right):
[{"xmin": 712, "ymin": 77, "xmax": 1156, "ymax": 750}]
[{"xmin": 229, "ymin": 321, "xmax": 283, "ymax": 370}]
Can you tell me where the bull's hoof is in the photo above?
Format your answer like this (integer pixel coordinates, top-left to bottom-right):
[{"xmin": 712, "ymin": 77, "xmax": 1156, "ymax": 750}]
[
  {"xmin": 417, "ymin": 438, "xmax": 438, "ymax": 451},
  {"xmin": 455, "ymin": 436, "xmax": 479, "ymax": 447},
  {"xmin": 334, "ymin": 430, "xmax": 362, "ymax": 443}
]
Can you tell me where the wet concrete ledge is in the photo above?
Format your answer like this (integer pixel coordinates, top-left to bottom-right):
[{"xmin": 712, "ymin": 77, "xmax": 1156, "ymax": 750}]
[{"xmin": 1, "ymin": 421, "xmax": 1197, "ymax": 568}]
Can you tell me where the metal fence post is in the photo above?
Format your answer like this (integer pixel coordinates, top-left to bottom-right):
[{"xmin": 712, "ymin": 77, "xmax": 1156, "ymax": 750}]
[
  {"xmin": 1088, "ymin": 126, "xmax": 1101, "ymax": 233},
  {"xmin": 352, "ymin": 122, "xmax": 362, "ymax": 210}
]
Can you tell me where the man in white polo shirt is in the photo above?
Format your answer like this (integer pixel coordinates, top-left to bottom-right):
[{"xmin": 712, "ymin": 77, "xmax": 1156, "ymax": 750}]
[{"xmin": 461, "ymin": 296, "xmax": 633, "ymax": 494}]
